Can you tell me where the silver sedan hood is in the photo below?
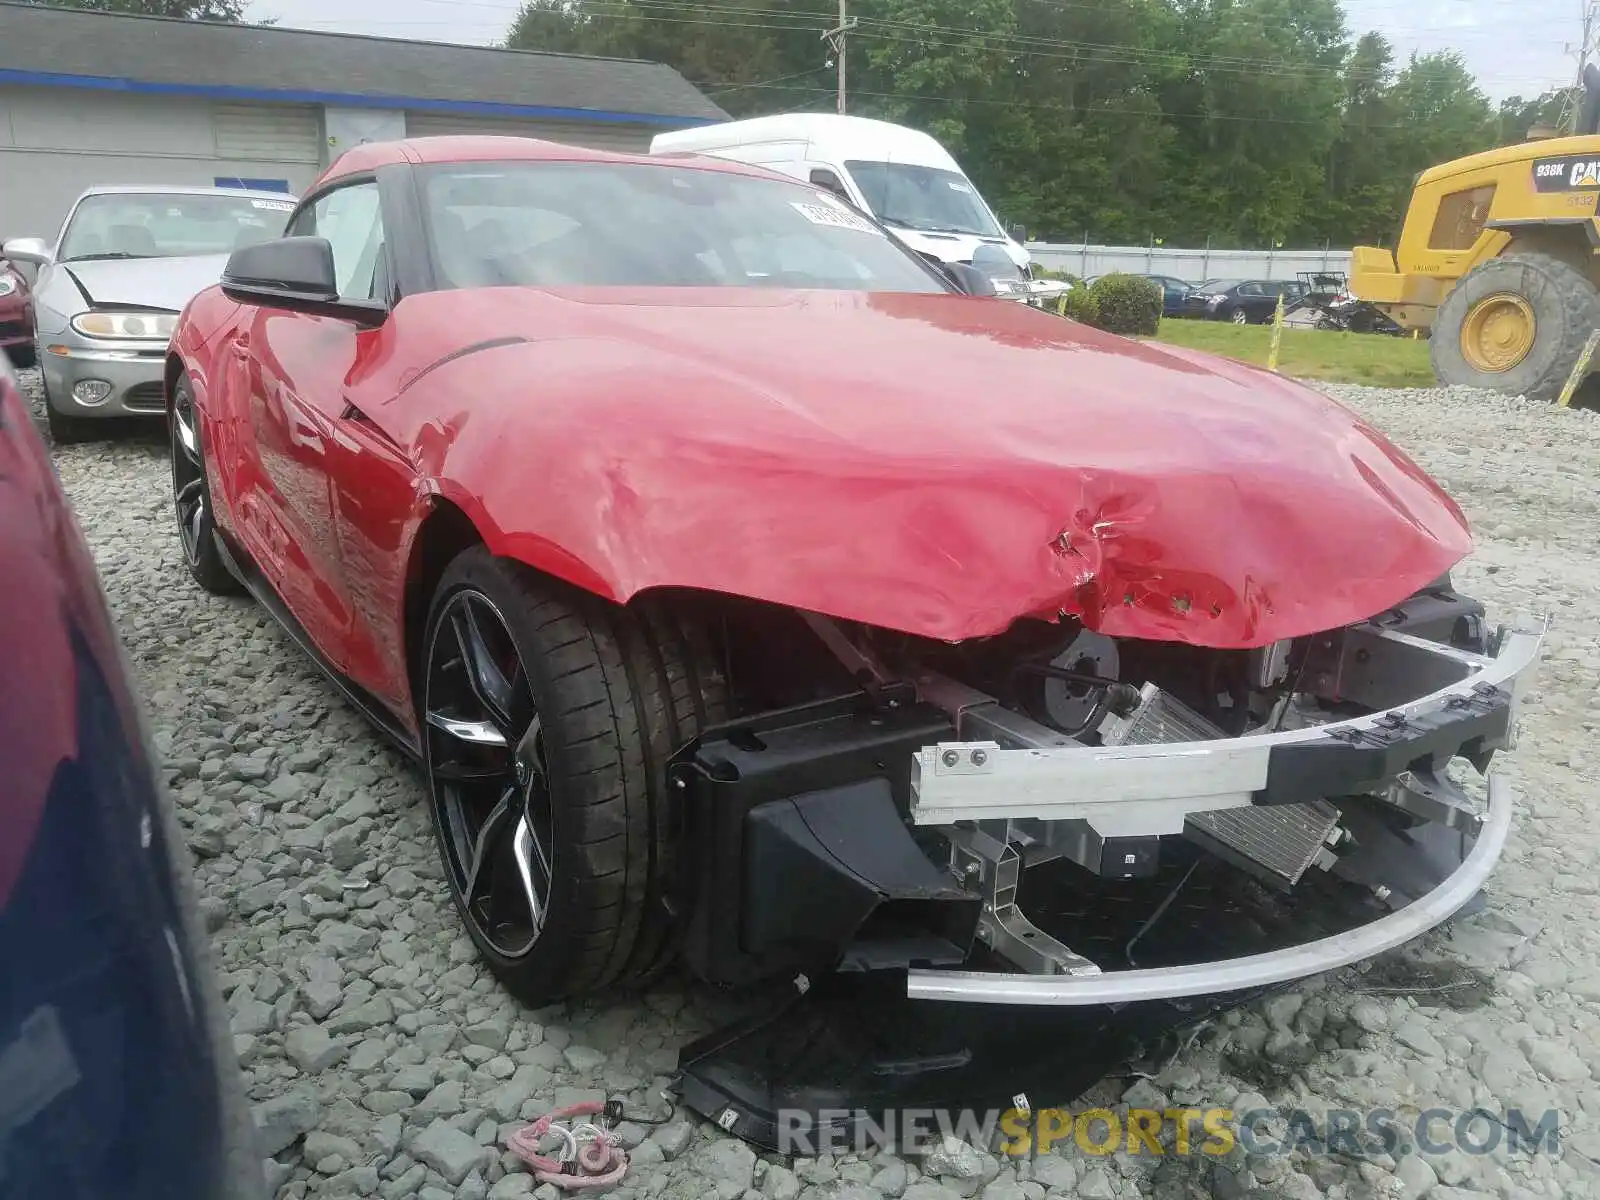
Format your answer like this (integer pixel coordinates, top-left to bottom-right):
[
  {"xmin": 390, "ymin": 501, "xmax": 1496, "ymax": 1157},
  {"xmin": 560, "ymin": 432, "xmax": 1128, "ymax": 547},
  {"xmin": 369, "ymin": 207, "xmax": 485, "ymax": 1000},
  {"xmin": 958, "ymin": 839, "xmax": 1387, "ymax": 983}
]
[{"xmin": 57, "ymin": 253, "xmax": 231, "ymax": 312}]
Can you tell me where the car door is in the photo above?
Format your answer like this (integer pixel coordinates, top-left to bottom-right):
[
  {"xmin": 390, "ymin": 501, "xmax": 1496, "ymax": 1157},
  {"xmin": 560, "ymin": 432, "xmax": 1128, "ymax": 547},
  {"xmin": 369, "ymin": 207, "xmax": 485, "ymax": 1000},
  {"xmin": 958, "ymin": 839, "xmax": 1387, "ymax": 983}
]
[
  {"xmin": 1233, "ymin": 282, "xmax": 1267, "ymax": 320},
  {"xmin": 241, "ymin": 179, "xmax": 390, "ymax": 671}
]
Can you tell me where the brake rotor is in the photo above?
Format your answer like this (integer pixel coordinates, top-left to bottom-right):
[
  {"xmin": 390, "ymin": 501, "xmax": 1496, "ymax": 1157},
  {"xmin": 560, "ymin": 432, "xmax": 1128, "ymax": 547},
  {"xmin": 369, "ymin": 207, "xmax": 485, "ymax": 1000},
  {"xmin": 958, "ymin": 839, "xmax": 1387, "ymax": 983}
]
[{"xmin": 1041, "ymin": 630, "xmax": 1119, "ymax": 731}]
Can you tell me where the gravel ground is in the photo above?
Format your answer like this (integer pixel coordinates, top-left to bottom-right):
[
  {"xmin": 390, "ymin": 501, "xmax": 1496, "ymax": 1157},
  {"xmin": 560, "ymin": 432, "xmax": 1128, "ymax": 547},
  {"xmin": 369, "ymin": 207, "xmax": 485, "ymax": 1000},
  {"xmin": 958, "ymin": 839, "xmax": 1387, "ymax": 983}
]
[{"xmin": 22, "ymin": 366, "xmax": 1600, "ymax": 1200}]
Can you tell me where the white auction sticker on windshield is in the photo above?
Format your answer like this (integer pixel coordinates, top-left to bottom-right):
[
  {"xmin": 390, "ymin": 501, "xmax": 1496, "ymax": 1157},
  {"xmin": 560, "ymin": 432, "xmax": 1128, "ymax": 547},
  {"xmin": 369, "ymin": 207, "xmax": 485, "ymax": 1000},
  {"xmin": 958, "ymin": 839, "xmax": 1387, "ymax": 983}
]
[
  {"xmin": 251, "ymin": 199, "xmax": 295, "ymax": 212},
  {"xmin": 947, "ymin": 181, "xmax": 973, "ymax": 193},
  {"xmin": 791, "ymin": 200, "xmax": 884, "ymax": 235}
]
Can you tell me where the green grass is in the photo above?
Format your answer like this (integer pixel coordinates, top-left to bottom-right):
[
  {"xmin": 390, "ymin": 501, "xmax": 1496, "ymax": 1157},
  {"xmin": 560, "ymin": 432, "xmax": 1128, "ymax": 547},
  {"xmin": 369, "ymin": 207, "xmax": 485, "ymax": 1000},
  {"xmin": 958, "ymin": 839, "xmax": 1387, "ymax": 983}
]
[{"xmin": 1146, "ymin": 318, "xmax": 1437, "ymax": 388}]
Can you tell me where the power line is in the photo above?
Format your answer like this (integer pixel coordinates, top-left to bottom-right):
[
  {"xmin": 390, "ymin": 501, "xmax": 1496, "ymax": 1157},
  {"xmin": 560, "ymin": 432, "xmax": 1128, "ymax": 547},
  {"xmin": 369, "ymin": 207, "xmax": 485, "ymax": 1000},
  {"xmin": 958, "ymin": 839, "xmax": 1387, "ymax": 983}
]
[
  {"xmin": 695, "ymin": 79, "xmax": 1452, "ymax": 130},
  {"xmin": 506, "ymin": 1, "xmax": 1361, "ymax": 81},
  {"xmin": 392, "ymin": 0, "xmax": 1567, "ymax": 44},
  {"xmin": 505, "ymin": 0, "xmax": 1571, "ymax": 86},
  {"xmin": 704, "ymin": 66, "xmax": 833, "ymax": 95},
  {"xmin": 279, "ymin": 1, "xmax": 1576, "ymax": 92}
]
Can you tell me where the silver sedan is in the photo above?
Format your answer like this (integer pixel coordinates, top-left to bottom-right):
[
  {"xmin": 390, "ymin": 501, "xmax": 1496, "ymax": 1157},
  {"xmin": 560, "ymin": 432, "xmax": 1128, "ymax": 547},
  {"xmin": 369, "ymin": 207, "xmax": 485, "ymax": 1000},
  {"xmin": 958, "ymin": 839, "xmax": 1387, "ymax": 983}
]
[{"xmin": 3, "ymin": 185, "xmax": 296, "ymax": 443}]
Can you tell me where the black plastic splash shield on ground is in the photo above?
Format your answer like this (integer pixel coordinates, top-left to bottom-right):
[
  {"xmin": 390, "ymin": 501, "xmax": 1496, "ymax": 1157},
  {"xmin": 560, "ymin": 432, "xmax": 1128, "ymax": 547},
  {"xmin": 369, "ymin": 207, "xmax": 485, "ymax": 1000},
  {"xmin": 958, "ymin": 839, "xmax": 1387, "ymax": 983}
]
[
  {"xmin": 670, "ymin": 972, "xmax": 1270, "ymax": 1152},
  {"xmin": 669, "ymin": 804, "xmax": 1484, "ymax": 1153}
]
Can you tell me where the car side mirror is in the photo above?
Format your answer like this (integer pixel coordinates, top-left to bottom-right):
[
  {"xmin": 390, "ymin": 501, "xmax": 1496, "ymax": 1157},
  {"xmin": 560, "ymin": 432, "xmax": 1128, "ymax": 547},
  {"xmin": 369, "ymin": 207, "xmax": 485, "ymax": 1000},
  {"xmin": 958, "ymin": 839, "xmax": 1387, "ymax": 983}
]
[
  {"xmin": 222, "ymin": 236, "xmax": 385, "ymax": 326},
  {"xmin": 2, "ymin": 236, "xmax": 51, "ymax": 266},
  {"xmin": 944, "ymin": 262, "xmax": 998, "ymax": 297},
  {"xmin": 1008, "ymin": 224, "xmax": 1027, "ymax": 244}
]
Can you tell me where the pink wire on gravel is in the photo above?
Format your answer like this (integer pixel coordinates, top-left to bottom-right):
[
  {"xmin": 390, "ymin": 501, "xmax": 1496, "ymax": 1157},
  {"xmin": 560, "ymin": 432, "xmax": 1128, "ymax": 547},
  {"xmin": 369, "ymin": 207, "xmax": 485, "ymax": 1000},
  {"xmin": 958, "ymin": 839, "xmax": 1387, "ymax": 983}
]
[{"xmin": 505, "ymin": 1100, "xmax": 630, "ymax": 1192}]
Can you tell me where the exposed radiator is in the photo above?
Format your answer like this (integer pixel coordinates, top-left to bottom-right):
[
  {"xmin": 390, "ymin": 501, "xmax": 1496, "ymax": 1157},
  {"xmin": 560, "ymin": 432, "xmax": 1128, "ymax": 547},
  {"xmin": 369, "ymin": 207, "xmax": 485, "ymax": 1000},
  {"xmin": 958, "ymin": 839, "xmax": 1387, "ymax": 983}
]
[
  {"xmin": 1101, "ymin": 683, "xmax": 1339, "ymax": 888},
  {"xmin": 1099, "ymin": 682, "xmax": 1224, "ymax": 747}
]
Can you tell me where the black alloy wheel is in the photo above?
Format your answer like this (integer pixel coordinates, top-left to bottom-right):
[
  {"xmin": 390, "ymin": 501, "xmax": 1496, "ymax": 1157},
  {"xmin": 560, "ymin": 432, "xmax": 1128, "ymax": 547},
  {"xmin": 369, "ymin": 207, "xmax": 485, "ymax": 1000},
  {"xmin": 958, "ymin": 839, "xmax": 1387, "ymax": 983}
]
[
  {"xmin": 169, "ymin": 374, "xmax": 241, "ymax": 594},
  {"xmin": 419, "ymin": 547, "xmax": 729, "ymax": 1005},
  {"xmin": 423, "ymin": 589, "xmax": 553, "ymax": 962}
]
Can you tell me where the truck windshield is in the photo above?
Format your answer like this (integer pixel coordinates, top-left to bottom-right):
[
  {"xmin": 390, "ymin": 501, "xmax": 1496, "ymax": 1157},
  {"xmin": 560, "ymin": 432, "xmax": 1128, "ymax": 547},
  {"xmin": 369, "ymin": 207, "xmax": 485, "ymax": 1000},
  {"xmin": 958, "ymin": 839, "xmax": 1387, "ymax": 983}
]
[{"xmin": 845, "ymin": 162, "xmax": 1003, "ymax": 238}]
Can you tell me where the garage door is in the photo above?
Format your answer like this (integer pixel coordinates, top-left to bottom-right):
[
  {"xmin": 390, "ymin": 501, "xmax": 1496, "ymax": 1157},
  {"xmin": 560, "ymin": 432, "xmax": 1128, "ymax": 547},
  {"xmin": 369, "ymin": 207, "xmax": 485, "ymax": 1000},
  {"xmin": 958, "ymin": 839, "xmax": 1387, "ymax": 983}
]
[
  {"xmin": 404, "ymin": 112, "xmax": 655, "ymax": 154},
  {"xmin": 213, "ymin": 103, "xmax": 323, "ymax": 163}
]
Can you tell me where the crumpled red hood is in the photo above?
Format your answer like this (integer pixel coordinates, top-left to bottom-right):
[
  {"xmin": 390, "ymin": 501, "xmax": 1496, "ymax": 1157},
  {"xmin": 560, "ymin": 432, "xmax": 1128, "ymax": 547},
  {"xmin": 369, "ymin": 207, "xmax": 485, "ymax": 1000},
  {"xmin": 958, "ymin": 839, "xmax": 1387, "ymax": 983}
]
[{"xmin": 390, "ymin": 288, "xmax": 1471, "ymax": 649}]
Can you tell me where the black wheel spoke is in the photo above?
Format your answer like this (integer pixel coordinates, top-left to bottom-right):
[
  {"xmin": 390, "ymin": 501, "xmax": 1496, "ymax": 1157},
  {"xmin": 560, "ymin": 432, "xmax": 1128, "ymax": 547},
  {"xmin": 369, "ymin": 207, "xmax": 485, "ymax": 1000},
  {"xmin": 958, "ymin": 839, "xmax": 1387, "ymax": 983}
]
[
  {"xmin": 463, "ymin": 788, "xmax": 516, "ymax": 910},
  {"xmin": 431, "ymin": 759, "xmax": 508, "ymax": 784},
  {"xmin": 173, "ymin": 404, "xmax": 200, "ymax": 464},
  {"xmin": 511, "ymin": 815, "xmax": 548, "ymax": 935},
  {"xmin": 426, "ymin": 710, "xmax": 509, "ymax": 749},
  {"xmin": 186, "ymin": 498, "xmax": 205, "ymax": 550},
  {"xmin": 451, "ymin": 600, "xmax": 517, "ymax": 733},
  {"xmin": 171, "ymin": 403, "xmax": 208, "ymax": 563}
]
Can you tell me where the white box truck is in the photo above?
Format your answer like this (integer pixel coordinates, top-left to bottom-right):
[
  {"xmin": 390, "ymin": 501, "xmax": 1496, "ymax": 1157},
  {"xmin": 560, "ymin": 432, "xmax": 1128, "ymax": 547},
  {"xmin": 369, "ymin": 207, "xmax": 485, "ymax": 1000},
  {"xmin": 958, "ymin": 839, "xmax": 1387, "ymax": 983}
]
[{"xmin": 650, "ymin": 114, "xmax": 1037, "ymax": 278}]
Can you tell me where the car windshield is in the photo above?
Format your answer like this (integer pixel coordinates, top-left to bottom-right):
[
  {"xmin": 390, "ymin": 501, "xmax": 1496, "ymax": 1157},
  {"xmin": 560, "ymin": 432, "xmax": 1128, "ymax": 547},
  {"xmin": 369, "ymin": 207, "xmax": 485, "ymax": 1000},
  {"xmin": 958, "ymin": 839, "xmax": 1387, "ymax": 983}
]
[
  {"xmin": 843, "ymin": 161, "xmax": 1003, "ymax": 237},
  {"xmin": 57, "ymin": 192, "xmax": 293, "ymax": 262},
  {"xmin": 421, "ymin": 160, "xmax": 950, "ymax": 294}
]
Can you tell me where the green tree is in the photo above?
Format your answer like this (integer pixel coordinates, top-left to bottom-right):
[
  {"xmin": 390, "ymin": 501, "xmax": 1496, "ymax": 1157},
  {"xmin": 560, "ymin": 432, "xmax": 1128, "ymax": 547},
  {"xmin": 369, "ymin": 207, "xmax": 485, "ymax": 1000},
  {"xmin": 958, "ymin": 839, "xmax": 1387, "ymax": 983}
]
[
  {"xmin": 1321, "ymin": 33, "xmax": 1401, "ymax": 244},
  {"xmin": 1149, "ymin": 0, "xmax": 1349, "ymax": 246},
  {"xmin": 16, "ymin": 0, "xmax": 246, "ymax": 17},
  {"xmin": 507, "ymin": 1, "xmax": 837, "ymax": 113},
  {"xmin": 502, "ymin": 0, "xmax": 1525, "ymax": 248},
  {"xmin": 1387, "ymin": 50, "xmax": 1494, "ymax": 160},
  {"xmin": 1497, "ymin": 89, "xmax": 1568, "ymax": 144}
]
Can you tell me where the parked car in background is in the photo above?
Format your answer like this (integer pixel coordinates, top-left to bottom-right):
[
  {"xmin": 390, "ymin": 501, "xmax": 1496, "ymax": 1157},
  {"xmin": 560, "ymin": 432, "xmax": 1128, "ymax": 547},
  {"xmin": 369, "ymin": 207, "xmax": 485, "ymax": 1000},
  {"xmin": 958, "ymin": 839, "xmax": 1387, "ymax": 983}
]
[
  {"xmin": 0, "ymin": 351, "xmax": 266, "ymax": 1200},
  {"xmin": 0, "ymin": 255, "xmax": 33, "ymax": 368},
  {"xmin": 1182, "ymin": 278, "xmax": 1307, "ymax": 324},
  {"xmin": 1138, "ymin": 274, "xmax": 1193, "ymax": 318},
  {"xmin": 3, "ymin": 185, "xmax": 296, "ymax": 444}
]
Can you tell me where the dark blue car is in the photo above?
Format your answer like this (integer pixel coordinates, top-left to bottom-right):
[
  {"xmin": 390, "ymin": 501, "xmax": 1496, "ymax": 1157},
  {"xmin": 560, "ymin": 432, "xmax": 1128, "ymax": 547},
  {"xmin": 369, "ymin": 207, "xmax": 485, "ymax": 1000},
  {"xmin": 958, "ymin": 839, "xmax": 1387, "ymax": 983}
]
[
  {"xmin": 1138, "ymin": 274, "xmax": 1194, "ymax": 318},
  {"xmin": 0, "ymin": 354, "xmax": 264, "ymax": 1200}
]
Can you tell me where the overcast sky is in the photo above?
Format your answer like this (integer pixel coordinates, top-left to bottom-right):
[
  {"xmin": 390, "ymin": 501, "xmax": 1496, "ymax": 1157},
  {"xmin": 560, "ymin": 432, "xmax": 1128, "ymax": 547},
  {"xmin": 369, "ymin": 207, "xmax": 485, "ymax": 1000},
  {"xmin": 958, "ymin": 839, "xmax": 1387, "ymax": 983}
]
[{"xmin": 245, "ymin": 0, "xmax": 1577, "ymax": 104}]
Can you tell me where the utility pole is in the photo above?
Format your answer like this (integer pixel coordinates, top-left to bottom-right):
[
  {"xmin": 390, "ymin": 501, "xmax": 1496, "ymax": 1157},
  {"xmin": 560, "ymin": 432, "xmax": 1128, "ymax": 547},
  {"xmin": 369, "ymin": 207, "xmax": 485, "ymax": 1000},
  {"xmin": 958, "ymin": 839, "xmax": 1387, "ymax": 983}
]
[
  {"xmin": 822, "ymin": 0, "xmax": 858, "ymax": 114},
  {"xmin": 1564, "ymin": 0, "xmax": 1599, "ymax": 133}
]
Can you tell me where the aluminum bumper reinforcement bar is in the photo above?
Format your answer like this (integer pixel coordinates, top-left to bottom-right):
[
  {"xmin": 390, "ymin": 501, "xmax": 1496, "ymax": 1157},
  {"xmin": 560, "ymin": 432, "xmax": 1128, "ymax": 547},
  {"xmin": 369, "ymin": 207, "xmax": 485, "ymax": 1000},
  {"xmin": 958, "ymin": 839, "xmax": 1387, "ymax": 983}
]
[{"xmin": 906, "ymin": 772, "xmax": 1514, "ymax": 1005}]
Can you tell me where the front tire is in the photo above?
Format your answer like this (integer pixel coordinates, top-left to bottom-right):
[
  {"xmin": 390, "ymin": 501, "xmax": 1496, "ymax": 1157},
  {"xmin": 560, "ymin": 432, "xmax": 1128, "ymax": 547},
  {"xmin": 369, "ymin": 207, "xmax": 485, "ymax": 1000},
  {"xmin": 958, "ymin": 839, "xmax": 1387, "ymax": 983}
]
[
  {"xmin": 1431, "ymin": 252, "xmax": 1600, "ymax": 400},
  {"xmin": 169, "ymin": 373, "xmax": 243, "ymax": 595},
  {"xmin": 421, "ymin": 549, "xmax": 727, "ymax": 1006},
  {"xmin": 1229, "ymin": 307, "xmax": 1251, "ymax": 325}
]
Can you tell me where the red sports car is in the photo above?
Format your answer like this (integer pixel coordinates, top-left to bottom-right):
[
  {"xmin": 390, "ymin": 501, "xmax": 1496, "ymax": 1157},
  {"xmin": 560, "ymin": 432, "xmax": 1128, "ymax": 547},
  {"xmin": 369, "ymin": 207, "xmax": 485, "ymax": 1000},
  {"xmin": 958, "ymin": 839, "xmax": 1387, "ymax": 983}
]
[
  {"xmin": 166, "ymin": 136, "xmax": 1543, "ymax": 1128},
  {"xmin": 1, "ymin": 255, "xmax": 34, "ymax": 368}
]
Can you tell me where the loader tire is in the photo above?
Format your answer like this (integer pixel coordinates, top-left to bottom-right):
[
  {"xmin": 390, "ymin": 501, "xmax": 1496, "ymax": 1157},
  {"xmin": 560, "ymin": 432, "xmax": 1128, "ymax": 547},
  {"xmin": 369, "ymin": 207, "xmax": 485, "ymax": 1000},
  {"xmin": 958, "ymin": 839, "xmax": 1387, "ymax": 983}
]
[{"xmin": 1431, "ymin": 252, "xmax": 1600, "ymax": 401}]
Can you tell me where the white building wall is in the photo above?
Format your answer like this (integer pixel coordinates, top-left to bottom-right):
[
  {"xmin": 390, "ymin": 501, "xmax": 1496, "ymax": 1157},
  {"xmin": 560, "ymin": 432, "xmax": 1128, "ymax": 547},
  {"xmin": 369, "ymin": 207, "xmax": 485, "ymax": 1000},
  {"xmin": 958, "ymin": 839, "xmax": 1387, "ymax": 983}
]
[
  {"xmin": 0, "ymin": 87, "xmax": 325, "ymax": 241},
  {"xmin": 1026, "ymin": 241, "xmax": 1353, "ymax": 284}
]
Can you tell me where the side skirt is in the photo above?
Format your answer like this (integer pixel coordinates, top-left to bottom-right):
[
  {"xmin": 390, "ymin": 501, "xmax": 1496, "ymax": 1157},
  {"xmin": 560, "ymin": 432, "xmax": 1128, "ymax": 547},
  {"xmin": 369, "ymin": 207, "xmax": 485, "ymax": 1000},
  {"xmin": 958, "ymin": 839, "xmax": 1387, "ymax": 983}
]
[{"xmin": 213, "ymin": 530, "xmax": 422, "ymax": 763}]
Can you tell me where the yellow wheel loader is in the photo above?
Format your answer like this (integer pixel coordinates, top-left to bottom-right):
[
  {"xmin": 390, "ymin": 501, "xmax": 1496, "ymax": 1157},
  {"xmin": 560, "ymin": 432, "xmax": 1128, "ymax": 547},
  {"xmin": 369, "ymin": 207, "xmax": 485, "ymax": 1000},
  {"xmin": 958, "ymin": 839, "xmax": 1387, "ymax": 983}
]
[{"xmin": 1351, "ymin": 65, "xmax": 1600, "ymax": 400}]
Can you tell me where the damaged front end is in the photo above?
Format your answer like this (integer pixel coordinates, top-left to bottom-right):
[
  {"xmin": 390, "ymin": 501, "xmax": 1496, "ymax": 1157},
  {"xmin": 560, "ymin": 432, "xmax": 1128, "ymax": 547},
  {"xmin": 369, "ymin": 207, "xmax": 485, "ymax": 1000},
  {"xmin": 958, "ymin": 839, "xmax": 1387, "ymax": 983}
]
[{"xmin": 662, "ymin": 581, "xmax": 1546, "ymax": 1148}]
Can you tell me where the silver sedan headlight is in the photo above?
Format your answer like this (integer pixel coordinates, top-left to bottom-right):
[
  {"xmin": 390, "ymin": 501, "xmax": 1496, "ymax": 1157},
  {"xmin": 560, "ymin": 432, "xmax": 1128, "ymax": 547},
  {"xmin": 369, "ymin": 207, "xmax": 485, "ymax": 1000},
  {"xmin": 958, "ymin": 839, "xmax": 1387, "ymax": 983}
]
[{"xmin": 70, "ymin": 311, "xmax": 179, "ymax": 340}]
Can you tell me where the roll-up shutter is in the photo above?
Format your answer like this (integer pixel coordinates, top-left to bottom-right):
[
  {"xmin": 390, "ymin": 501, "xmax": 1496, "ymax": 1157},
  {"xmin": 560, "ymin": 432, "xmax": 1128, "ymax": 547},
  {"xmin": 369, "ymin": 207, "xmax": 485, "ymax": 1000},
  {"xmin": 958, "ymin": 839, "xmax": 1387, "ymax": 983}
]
[
  {"xmin": 404, "ymin": 112, "xmax": 655, "ymax": 154},
  {"xmin": 213, "ymin": 103, "xmax": 323, "ymax": 163}
]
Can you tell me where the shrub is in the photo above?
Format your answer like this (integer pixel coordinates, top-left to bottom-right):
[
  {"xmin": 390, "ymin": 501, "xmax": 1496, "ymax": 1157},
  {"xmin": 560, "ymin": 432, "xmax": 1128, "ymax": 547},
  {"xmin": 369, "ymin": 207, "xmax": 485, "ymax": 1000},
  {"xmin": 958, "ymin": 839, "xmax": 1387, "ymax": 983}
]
[
  {"xmin": 1088, "ymin": 273, "xmax": 1162, "ymax": 336},
  {"xmin": 1057, "ymin": 286, "xmax": 1101, "ymax": 327}
]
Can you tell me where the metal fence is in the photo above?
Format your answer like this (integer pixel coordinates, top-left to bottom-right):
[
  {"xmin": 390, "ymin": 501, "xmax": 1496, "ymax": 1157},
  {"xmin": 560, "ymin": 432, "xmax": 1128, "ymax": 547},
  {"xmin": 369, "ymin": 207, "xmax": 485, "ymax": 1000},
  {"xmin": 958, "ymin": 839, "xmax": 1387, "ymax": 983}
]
[{"xmin": 1025, "ymin": 241, "xmax": 1353, "ymax": 284}]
